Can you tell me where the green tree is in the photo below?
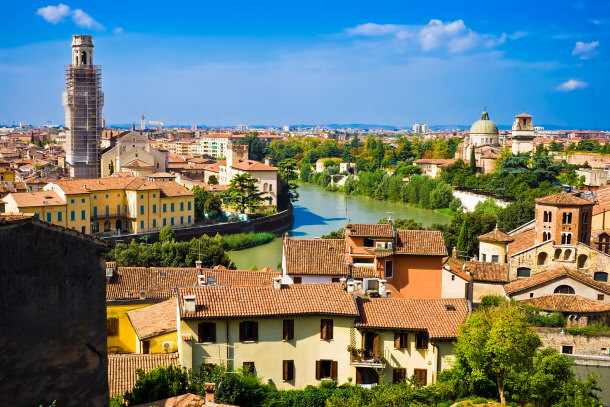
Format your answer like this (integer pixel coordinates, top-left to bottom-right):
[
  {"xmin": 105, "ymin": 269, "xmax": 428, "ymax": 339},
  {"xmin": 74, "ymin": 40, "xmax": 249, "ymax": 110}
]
[
  {"xmin": 299, "ymin": 160, "xmax": 312, "ymax": 182},
  {"xmin": 208, "ymin": 175, "xmax": 219, "ymax": 185},
  {"xmin": 109, "ymin": 160, "xmax": 115, "ymax": 176},
  {"xmin": 277, "ymin": 158, "xmax": 299, "ymax": 209},
  {"xmin": 223, "ymin": 173, "xmax": 266, "ymax": 213},
  {"xmin": 159, "ymin": 225, "xmax": 177, "ymax": 243},
  {"xmin": 204, "ymin": 194, "xmax": 223, "ymax": 220},
  {"xmin": 237, "ymin": 133, "xmax": 266, "ymax": 161},
  {"xmin": 123, "ymin": 365, "xmax": 189, "ymax": 406},
  {"xmin": 470, "ymin": 147, "xmax": 476, "ymax": 174},
  {"xmin": 192, "ymin": 186, "xmax": 211, "ymax": 220},
  {"xmin": 456, "ymin": 303, "xmax": 542, "ymax": 405},
  {"xmin": 429, "ymin": 183, "xmax": 454, "ymax": 209}
]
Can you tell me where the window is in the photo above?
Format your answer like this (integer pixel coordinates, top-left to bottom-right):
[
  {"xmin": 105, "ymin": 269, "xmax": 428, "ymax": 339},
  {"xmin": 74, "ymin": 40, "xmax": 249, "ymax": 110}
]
[
  {"xmin": 153, "ymin": 219, "xmax": 156, "ymax": 228},
  {"xmin": 180, "ymin": 216, "xmax": 184, "ymax": 225},
  {"xmin": 482, "ymin": 253, "xmax": 487, "ymax": 262},
  {"xmin": 70, "ymin": 211, "xmax": 75, "ymax": 221},
  {"xmin": 163, "ymin": 218, "xmax": 167, "ymax": 227},
  {"xmin": 117, "ymin": 204, "xmax": 121, "ymax": 215},
  {"xmin": 46, "ymin": 213, "xmax": 52, "ymax": 222},
  {"xmin": 451, "ymin": 274, "xmax": 455, "ymax": 281},
  {"xmin": 140, "ymin": 220, "xmax": 144, "ymax": 230},
  {"xmin": 321, "ymin": 319, "xmax": 333, "ymax": 340},
  {"xmin": 34, "ymin": 213, "xmax": 39, "ymax": 219},
  {"xmin": 152, "ymin": 204, "xmax": 156, "ymax": 214},
  {"xmin": 107, "ymin": 318, "xmax": 119, "ymax": 336},
  {"xmin": 163, "ymin": 203, "xmax": 167, "ymax": 213},
  {"xmin": 93, "ymin": 195, "xmax": 97, "ymax": 200},
  {"xmin": 81, "ymin": 210, "xmax": 86, "ymax": 220},
  {"xmin": 171, "ymin": 217, "xmax": 174, "ymax": 226},
  {"xmin": 594, "ymin": 272, "xmax": 608, "ymax": 282},
  {"xmin": 561, "ymin": 233, "xmax": 572, "ymax": 245},
  {"xmin": 393, "ymin": 368, "xmax": 407, "ymax": 384},
  {"xmin": 153, "ymin": 193, "xmax": 156, "ymax": 198},
  {"xmin": 293, "ymin": 277, "xmax": 302, "ymax": 284},
  {"xmin": 385, "ymin": 260, "xmax": 393, "ymax": 278},
  {"xmin": 57, "ymin": 212, "xmax": 62, "ymax": 222},
  {"xmin": 537, "ymin": 252, "xmax": 548, "ymax": 265},
  {"xmin": 543, "ymin": 231, "xmax": 551, "ymax": 241},
  {"xmin": 315, "ymin": 360, "xmax": 337, "ymax": 380},
  {"xmin": 283, "ymin": 360, "xmax": 294, "ymax": 381},
  {"xmin": 105, "ymin": 205, "xmax": 109, "ymax": 216},
  {"xmin": 171, "ymin": 203, "xmax": 175, "ymax": 212},
  {"xmin": 331, "ymin": 277, "xmax": 340, "ymax": 283},
  {"xmin": 198, "ymin": 322, "xmax": 216, "ymax": 343},
  {"xmin": 530, "ymin": 293, "xmax": 534, "ymax": 298},
  {"xmin": 415, "ymin": 333, "xmax": 428, "ymax": 349},
  {"xmin": 180, "ymin": 202, "xmax": 184, "ymax": 211},
  {"xmin": 517, "ymin": 267, "xmax": 531, "ymax": 278},
  {"xmin": 491, "ymin": 255, "xmax": 499, "ymax": 263},
  {"xmin": 413, "ymin": 369, "xmax": 427, "ymax": 386},
  {"xmin": 188, "ymin": 201, "xmax": 192, "ymax": 210},
  {"xmin": 283, "ymin": 319, "xmax": 294, "ymax": 341},
  {"xmin": 105, "ymin": 194, "xmax": 109, "ymax": 198},
  {"xmin": 577, "ymin": 254, "xmax": 587, "ymax": 268},
  {"xmin": 81, "ymin": 198, "xmax": 85, "ymax": 203},
  {"xmin": 269, "ymin": 184, "xmax": 273, "ymax": 192},
  {"xmin": 188, "ymin": 216, "xmax": 191, "ymax": 224},
  {"xmin": 364, "ymin": 238, "xmax": 374, "ymax": 247},
  {"xmin": 561, "ymin": 345, "xmax": 573, "ymax": 354},
  {"xmin": 598, "ymin": 294, "xmax": 605, "ymax": 301},
  {"xmin": 243, "ymin": 362, "xmax": 255, "ymax": 374},
  {"xmin": 70, "ymin": 198, "xmax": 75, "ymax": 204},
  {"xmin": 239, "ymin": 321, "xmax": 258, "ymax": 342},
  {"xmin": 93, "ymin": 206, "xmax": 97, "ymax": 218},
  {"xmin": 394, "ymin": 332, "xmax": 408, "ymax": 349},
  {"xmin": 554, "ymin": 285, "xmax": 575, "ymax": 295},
  {"xmin": 140, "ymin": 205, "xmax": 144, "ymax": 215},
  {"xmin": 140, "ymin": 194, "xmax": 144, "ymax": 199}
]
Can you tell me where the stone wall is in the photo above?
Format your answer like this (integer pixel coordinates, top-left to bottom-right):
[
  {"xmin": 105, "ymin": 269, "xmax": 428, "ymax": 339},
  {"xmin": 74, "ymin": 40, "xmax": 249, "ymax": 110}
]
[{"xmin": 0, "ymin": 219, "xmax": 110, "ymax": 407}]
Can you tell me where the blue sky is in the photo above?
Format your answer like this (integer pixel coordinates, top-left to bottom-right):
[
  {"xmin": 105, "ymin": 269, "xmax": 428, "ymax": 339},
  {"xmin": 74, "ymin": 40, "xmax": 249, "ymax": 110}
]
[{"xmin": 0, "ymin": 1, "xmax": 608, "ymax": 128}]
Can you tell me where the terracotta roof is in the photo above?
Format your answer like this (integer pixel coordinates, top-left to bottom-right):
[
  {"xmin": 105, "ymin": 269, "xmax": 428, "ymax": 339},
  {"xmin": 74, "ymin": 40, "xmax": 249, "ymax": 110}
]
[
  {"xmin": 442, "ymin": 257, "xmax": 472, "ymax": 281},
  {"xmin": 504, "ymin": 266, "xmax": 610, "ymax": 296},
  {"xmin": 108, "ymin": 353, "xmax": 179, "ymax": 396},
  {"xmin": 148, "ymin": 172, "xmax": 175, "ymax": 178},
  {"xmin": 122, "ymin": 159, "xmax": 154, "ymax": 168},
  {"xmin": 518, "ymin": 295, "xmax": 610, "ymax": 313},
  {"xmin": 283, "ymin": 238, "xmax": 377, "ymax": 277},
  {"xmin": 356, "ymin": 298, "xmax": 468, "ymax": 339},
  {"xmin": 348, "ymin": 223, "xmax": 393, "ymax": 237},
  {"xmin": 395, "ymin": 230, "xmax": 447, "ymax": 256},
  {"xmin": 478, "ymin": 228, "xmax": 514, "ymax": 243},
  {"xmin": 515, "ymin": 113, "xmax": 532, "ymax": 118},
  {"xmin": 535, "ymin": 192, "xmax": 595, "ymax": 207},
  {"xmin": 50, "ymin": 177, "xmax": 192, "ymax": 198},
  {"xmin": 5, "ymin": 190, "xmax": 65, "ymax": 207},
  {"xmin": 127, "ymin": 298, "xmax": 177, "ymax": 340},
  {"xmin": 466, "ymin": 260, "xmax": 508, "ymax": 282},
  {"xmin": 131, "ymin": 393, "xmax": 211, "ymax": 407},
  {"xmin": 231, "ymin": 159, "xmax": 277, "ymax": 171},
  {"xmin": 107, "ymin": 267, "xmax": 279, "ymax": 300},
  {"xmin": 413, "ymin": 158, "xmax": 457, "ymax": 166},
  {"xmin": 507, "ymin": 229, "xmax": 536, "ymax": 256},
  {"xmin": 178, "ymin": 284, "xmax": 359, "ymax": 319}
]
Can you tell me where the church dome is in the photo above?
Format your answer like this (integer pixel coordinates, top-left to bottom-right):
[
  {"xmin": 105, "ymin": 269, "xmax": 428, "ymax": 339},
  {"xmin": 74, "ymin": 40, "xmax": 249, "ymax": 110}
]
[{"xmin": 470, "ymin": 110, "xmax": 499, "ymax": 135}]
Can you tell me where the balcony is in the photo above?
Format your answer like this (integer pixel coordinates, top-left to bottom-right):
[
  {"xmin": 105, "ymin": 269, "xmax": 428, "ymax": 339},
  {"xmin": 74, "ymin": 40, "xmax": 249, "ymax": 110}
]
[{"xmin": 347, "ymin": 346, "xmax": 386, "ymax": 368}]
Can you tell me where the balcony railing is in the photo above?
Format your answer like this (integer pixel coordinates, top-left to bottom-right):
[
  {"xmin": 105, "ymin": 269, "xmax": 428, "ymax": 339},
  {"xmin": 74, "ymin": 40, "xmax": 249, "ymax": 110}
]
[{"xmin": 347, "ymin": 346, "xmax": 386, "ymax": 368}]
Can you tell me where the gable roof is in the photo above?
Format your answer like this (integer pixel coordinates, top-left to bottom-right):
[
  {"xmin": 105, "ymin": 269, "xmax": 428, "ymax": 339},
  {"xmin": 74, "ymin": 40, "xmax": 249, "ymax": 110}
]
[
  {"xmin": 347, "ymin": 223, "xmax": 393, "ymax": 237},
  {"xmin": 356, "ymin": 298, "xmax": 468, "ymax": 339},
  {"xmin": 107, "ymin": 267, "xmax": 280, "ymax": 301},
  {"xmin": 231, "ymin": 160, "xmax": 277, "ymax": 171},
  {"xmin": 518, "ymin": 295, "xmax": 610, "ymax": 313},
  {"xmin": 504, "ymin": 266, "xmax": 610, "ymax": 296},
  {"xmin": 127, "ymin": 298, "xmax": 177, "ymax": 340},
  {"xmin": 443, "ymin": 257, "xmax": 472, "ymax": 282},
  {"xmin": 108, "ymin": 353, "xmax": 179, "ymax": 396},
  {"xmin": 535, "ymin": 192, "xmax": 595, "ymax": 207},
  {"xmin": 395, "ymin": 230, "xmax": 447, "ymax": 256},
  {"xmin": 507, "ymin": 228, "xmax": 536, "ymax": 256},
  {"xmin": 5, "ymin": 190, "xmax": 65, "ymax": 207},
  {"xmin": 444, "ymin": 257, "xmax": 509, "ymax": 282},
  {"xmin": 178, "ymin": 283, "xmax": 359, "ymax": 319}
]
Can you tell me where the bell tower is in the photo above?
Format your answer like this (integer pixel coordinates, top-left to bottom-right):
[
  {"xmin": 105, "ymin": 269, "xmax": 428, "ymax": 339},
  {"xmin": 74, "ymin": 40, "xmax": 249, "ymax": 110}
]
[{"xmin": 71, "ymin": 35, "xmax": 94, "ymax": 66}]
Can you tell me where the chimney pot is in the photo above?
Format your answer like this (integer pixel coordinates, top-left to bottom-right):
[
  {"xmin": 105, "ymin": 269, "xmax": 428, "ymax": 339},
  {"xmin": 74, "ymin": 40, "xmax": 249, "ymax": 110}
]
[
  {"xmin": 183, "ymin": 295, "xmax": 196, "ymax": 313},
  {"xmin": 273, "ymin": 276, "xmax": 282, "ymax": 290},
  {"xmin": 347, "ymin": 281, "xmax": 356, "ymax": 295},
  {"xmin": 451, "ymin": 246, "xmax": 457, "ymax": 258},
  {"xmin": 204, "ymin": 382, "xmax": 216, "ymax": 404},
  {"xmin": 195, "ymin": 260, "xmax": 202, "ymax": 269}
]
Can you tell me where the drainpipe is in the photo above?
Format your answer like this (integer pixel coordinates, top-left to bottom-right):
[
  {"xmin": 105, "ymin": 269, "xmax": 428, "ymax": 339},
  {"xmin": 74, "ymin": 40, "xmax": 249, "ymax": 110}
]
[
  {"xmin": 432, "ymin": 343, "xmax": 440, "ymax": 384},
  {"xmin": 226, "ymin": 319, "xmax": 230, "ymax": 370}
]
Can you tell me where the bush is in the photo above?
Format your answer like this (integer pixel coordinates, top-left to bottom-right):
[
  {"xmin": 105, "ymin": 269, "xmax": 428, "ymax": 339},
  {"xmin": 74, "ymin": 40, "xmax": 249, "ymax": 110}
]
[
  {"xmin": 472, "ymin": 396, "xmax": 488, "ymax": 403},
  {"xmin": 123, "ymin": 365, "xmax": 189, "ymax": 406},
  {"xmin": 219, "ymin": 232, "xmax": 275, "ymax": 251}
]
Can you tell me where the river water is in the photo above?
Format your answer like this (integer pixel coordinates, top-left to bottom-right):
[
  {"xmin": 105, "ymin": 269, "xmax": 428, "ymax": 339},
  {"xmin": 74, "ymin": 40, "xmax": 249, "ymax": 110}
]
[{"xmin": 228, "ymin": 184, "xmax": 451, "ymax": 270}]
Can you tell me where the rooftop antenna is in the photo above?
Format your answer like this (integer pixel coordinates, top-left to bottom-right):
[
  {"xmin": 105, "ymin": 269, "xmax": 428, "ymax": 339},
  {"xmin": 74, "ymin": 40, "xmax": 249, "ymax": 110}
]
[{"xmin": 191, "ymin": 240, "xmax": 205, "ymax": 263}]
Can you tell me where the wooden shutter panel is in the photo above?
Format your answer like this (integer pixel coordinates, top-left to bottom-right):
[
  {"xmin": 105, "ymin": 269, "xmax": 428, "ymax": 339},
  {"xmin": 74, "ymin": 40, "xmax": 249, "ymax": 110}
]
[
  {"xmin": 393, "ymin": 368, "xmax": 399, "ymax": 384},
  {"xmin": 328, "ymin": 319, "xmax": 333, "ymax": 340},
  {"xmin": 283, "ymin": 360, "xmax": 294, "ymax": 381},
  {"xmin": 320, "ymin": 320, "xmax": 326, "ymax": 339},
  {"xmin": 210, "ymin": 323, "xmax": 216, "ymax": 343},
  {"xmin": 373, "ymin": 334, "xmax": 380, "ymax": 359},
  {"xmin": 239, "ymin": 322, "xmax": 245, "ymax": 342},
  {"xmin": 283, "ymin": 360, "xmax": 288, "ymax": 381},
  {"xmin": 315, "ymin": 360, "xmax": 321, "ymax": 380},
  {"xmin": 198, "ymin": 323, "xmax": 204, "ymax": 342},
  {"xmin": 422, "ymin": 334, "xmax": 428, "ymax": 349},
  {"xmin": 252, "ymin": 322, "xmax": 258, "ymax": 342},
  {"xmin": 394, "ymin": 332, "xmax": 401, "ymax": 349},
  {"xmin": 283, "ymin": 320, "xmax": 294, "ymax": 341},
  {"xmin": 331, "ymin": 360, "xmax": 338, "ymax": 379},
  {"xmin": 355, "ymin": 367, "xmax": 362, "ymax": 384}
]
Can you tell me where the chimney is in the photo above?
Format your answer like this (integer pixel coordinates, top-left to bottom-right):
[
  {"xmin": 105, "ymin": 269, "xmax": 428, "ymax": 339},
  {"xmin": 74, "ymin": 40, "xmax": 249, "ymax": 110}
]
[
  {"xmin": 347, "ymin": 281, "xmax": 356, "ymax": 295},
  {"xmin": 265, "ymin": 157, "xmax": 273, "ymax": 166},
  {"xmin": 379, "ymin": 279, "xmax": 388, "ymax": 297},
  {"xmin": 204, "ymin": 382, "xmax": 216, "ymax": 404},
  {"xmin": 183, "ymin": 295, "xmax": 196, "ymax": 314},
  {"xmin": 197, "ymin": 274, "xmax": 206, "ymax": 286},
  {"xmin": 195, "ymin": 260, "xmax": 202, "ymax": 269},
  {"xmin": 339, "ymin": 277, "xmax": 347, "ymax": 284},
  {"xmin": 273, "ymin": 276, "xmax": 282, "ymax": 290},
  {"xmin": 451, "ymin": 246, "xmax": 457, "ymax": 258}
]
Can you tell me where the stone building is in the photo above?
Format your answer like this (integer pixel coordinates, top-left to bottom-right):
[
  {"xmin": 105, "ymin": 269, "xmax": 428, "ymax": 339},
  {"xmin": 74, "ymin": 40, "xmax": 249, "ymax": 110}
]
[
  {"xmin": 511, "ymin": 113, "xmax": 535, "ymax": 154},
  {"xmin": 456, "ymin": 110, "xmax": 503, "ymax": 174},
  {"xmin": 0, "ymin": 215, "xmax": 109, "ymax": 407},
  {"xmin": 101, "ymin": 130, "xmax": 168, "ymax": 177}
]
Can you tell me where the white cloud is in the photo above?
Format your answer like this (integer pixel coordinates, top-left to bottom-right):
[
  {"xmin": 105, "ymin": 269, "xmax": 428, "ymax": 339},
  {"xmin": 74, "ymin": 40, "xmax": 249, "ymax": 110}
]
[
  {"xmin": 556, "ymin": 79, "xmax": 588, "ymax": 91},
  {"xmin": 36, "ymin": 4, "xmax": 104, "ymax": 30},
  {"xmin": 345, "ymin": 19, "xmax": 508, "ymax": 54},
  {"xmin": 36, "ymin": 4, "xmax": 70, "ymax": 24},
  {"xmin": 113, "ymin": 27, "xmax": 124, "ymax": 35},
  {"xmin": 572, "ymin": 41, "xmax": 599, "ymax": 59},
  {"xmin": 509, "ymin": 31, "xmax": 528, "ymax": 40}
]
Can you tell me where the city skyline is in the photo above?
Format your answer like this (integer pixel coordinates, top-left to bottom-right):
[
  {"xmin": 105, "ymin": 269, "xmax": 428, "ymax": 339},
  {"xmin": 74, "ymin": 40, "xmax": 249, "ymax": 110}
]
[{"xmin": 1, "ymin": 1, "xmax": 609, "ymax": 128}]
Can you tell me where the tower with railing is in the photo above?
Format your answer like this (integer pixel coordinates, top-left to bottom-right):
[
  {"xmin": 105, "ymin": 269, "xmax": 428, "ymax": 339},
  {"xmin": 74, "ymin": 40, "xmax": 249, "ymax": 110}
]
[{"xmin": 63, "ymin": 35, "xmax": 104, "ymax": 178}]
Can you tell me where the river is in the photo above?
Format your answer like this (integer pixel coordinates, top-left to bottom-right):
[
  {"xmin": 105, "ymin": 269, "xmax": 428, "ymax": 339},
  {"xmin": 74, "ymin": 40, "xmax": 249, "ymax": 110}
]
[{"xmin": 228, "ymin": 184, "xmax": 452, "ymax": 270}]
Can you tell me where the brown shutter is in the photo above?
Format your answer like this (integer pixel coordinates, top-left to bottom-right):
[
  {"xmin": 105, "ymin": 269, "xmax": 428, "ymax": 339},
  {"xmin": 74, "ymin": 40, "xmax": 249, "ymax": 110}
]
[
  {"xmin": 320, "ymin": 320, "xmax": 326, "ymax": 339},
  {"xmin": 283, "ymin": 319, "xmax": 294, "ymax": 341},
  {"xmin": 355, "ymin": 367, "xmax": 362, "ymax": 384},
  {"xmin": 331, "ymin": 360, "xmax": 338, "ymax": 379},
  {"xmin": 283, "ymin": 360, "xmax": 294, "ymax": 381},
  {"xmin": 393, "ymin": 368, "xmax": 399, "ymax": 384},
  {"xmin": 210, "ymin": 323, "xmax": 216, "ymax": 343},
  {"xmin": 198, "ymin": 323, "xmax": 204, "ymax": 342},
  {"xmin": 283, "ymin": 360, "xmax": 288, "ymax": 381},
  {"xmin": 252, "ymin": 322, "xmax": 258, "ymax": 342},
  {"xmin": 422, "ymin": 334, "xmax": 428, "ymax": 349},
  {"xmin": 315, "ymin": 360, "xmax": 321, "ymax": 380},
  {"xmin": 394, "ymin": 332, "xmax": 401, "ymax": 349},
  {"xmin": 414, "ymin": 369, "xmax": 427, "ymax": 386},
  {"xmin": 373, "ymin": 334, "xmax": 380, "ymax": 359},
  {"xmin": 239, "ymin": 322, "xmax": 245, "ymax": 342},
  {"xmin": 327, "ymin": 319, "xmax": 333, "ymax": 340}
]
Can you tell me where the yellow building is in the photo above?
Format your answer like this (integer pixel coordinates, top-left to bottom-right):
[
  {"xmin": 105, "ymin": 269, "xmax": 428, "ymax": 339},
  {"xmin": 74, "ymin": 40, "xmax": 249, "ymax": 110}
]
[
  {"xmin": 0, "ymin": 168, "xmax": 15, "ymax": 182},
  {"xmin": 2, "ymin": 175, "xmax": 194, "ymax": 235},
  {"xmin": 106, "ymin": 264, "xmax": 279, "ymax": 354},
  {"xmin": 177, "ymin": 280, "xmax": 467, "ymax": 389}
]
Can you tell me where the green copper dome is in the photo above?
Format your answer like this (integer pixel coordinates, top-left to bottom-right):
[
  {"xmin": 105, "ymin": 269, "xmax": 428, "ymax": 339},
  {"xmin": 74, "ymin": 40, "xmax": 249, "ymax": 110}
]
[{"xmin": 470, "ymin": 110, "xmax": 499, "ymax": 135}]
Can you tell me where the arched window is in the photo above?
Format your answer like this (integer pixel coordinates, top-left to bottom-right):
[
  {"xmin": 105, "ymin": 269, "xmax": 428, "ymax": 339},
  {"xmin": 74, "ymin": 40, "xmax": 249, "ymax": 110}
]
[
  {"xmin": 104, "ymin": 220, "xmax": 111, "ymax": 232},
  {"xmin": 567, "ymin": 234, "xmax": 572, "ymax": 244},
  {"xmin": 543, "ymin": 231, "xmax": 551, "ymax": 241},
  {"xmin": 554, "ymin": 285, "xmax": 575, "ymax": 295},
  {"xmin": 263, "ymin": 183, "xmax": 268, "ymax": 191},
  {"xmin": 517, "ymin": 267, "xmax": 531, "ymax": 278},
  {"xmin": 554, "ymin": 248, "xmax": 562, "ymax": 259},
  {"xmin": 269, "ymin": 184, "xmax": 272, "ymax": 192},
  {"xmin": 81, "ymin": 51, "xmax": 87, "ymax": 65},
  {"xmin": 567, "ymin": 213, "xmax": 572, "ymax": 224},
  {"xmin": 548, "ymin": 212, "xmax": 552, "ymax": 222},
  {"xmin": 577, "ymin": 254, "xmax": 587, "ymax": 269},
  {"xmin": 537, "ymin": 252, "xmax": 548, "ymax": 266},
  {"xmin": 563, "ymin": 249, "xmax": 572, "ymax": 260},
  {"xmin": 594, "ymin": 272, "xmax": 608, "ymax": 282},
  {"xmin": 91, "ymin": 221, "xmax": 99, "ymax": 233},
  {"xmin": 562, "ymin": 212, "xmax": 567, "ymax": 224}
]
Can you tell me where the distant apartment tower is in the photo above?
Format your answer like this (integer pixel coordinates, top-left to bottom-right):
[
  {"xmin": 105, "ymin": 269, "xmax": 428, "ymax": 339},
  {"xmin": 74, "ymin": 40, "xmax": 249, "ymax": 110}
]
[
  {"xmin": 140, "ymin": 115, "xmax": 145, "ymax": 131},
  {"xmin": 63, "ymin": 35, "xmax": 104, "ymax": 178},
  {"xmin": 413, "ymin": 123, "xmax": 429, "ymax": 134},
  {"xmin": 236, "ymin": 124, "xmax": 248, "ymax": 132}
]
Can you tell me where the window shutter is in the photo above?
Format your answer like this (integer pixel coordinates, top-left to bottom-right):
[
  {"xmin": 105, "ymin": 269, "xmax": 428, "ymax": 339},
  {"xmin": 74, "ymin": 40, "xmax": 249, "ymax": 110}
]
[
  {"xmin": 283, "ymin": 360, "xmax": 288, "ymax": 381},
  {"xmin": 210, "ymin": 323, "xmax": 216, "ymax": 343},
  {"xmin": 283, "ymin": 320, "xmax": 294, "ymax": 341},
  {"xmin": 373, "ymin": 334, "xmax": 380, "ymax": 359},
  {"xmin": 198, "ymin": 323, "xmax": 205, "ymax": 342},
  {"xmin": 252, "ymin": 322, "xmax": 258, "ymax": 342},
  {"xmin": 283, "ymin": 360, "xmax": 294, "ymax": 381},
  {"xmin": 327, "ymin": 320, "xmax": 333, "ymax": 340},
  {"xmin": 331, "ymin": 361, "xmax": 338, "ymax": 379},
  {"xmin": 393, "ymin": 368, "xmax": 399, "ymax": 384},
  {"xmin": 315, "ymin": 360, "xmax": 321, "ymax": 380},
  {"xmin": 394, "ymin": 332, "xmax": 401, "ymax": 349},
  {"xmin": 422, "ymin": 334, "xmax": 428, "ymax": 349},
  {"xmin": 239, "ymin": 322, "xmax": 245, "ymax": 342},
  {"xmin": 355, "ymin": 367, "xmax": 362, "ymax": 384},
  {"xmin": 320, "ymin": 320, "xmax": 327, "ymax": 339}
]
